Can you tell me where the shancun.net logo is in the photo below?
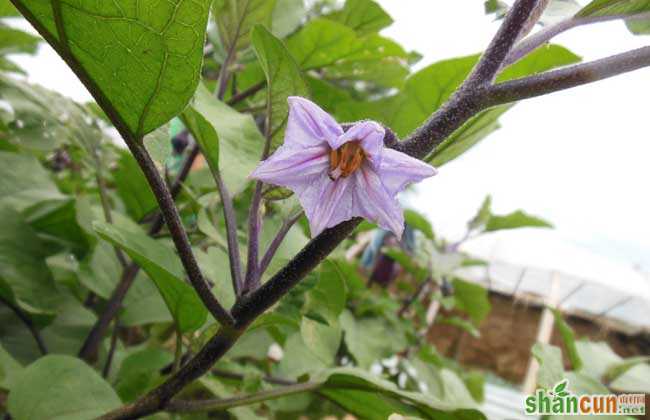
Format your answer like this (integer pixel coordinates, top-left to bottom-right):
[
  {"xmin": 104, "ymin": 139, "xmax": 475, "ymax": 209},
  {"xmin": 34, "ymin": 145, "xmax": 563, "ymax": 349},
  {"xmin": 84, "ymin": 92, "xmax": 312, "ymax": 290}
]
[{"xmin": 524, "ymin": 379, "xmax": 646, "ymax": 416}]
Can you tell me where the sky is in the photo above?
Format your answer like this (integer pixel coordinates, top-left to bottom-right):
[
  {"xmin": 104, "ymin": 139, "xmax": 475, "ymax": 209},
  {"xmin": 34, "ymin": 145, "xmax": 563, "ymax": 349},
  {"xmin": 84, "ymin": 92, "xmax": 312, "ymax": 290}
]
[
  {"xmin": 7, "ymin": 2, "xmax": 650, "ymax": 273},
  {"xmin": 378, "ymin": 1, "xmax": 650, "ymax": 272}
]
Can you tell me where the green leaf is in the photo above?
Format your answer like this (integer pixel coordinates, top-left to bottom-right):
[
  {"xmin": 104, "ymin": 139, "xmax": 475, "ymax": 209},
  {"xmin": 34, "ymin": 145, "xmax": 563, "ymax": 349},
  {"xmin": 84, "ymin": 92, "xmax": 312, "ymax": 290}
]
[
  {"xmin": 603, "ymin": 356, "xmax": 650, "ymax": 384},
  {"xmin": 195, "ymin": 246, "xmax": 236, "ymax": 309},
  {"xmin": 214, "ymin": 0, "xmax": 277, "ymax": 55},
  {"xmin": 452, "ymin": 279, "xmax": 491, "ymax": 325},
  {"xmin": 577, "ymin": 0, "xmax": 650, "ymax": 18},
  {"xmin": 114, "ymin": 348, "xmax": 174, "ymax": 403},
  {"xmin": 7, "ymin": 355, "xmax": 121, "ymax": 420},
  {"xmin": 276, "ymin": 332, "xmax": 328, "ymax": 378},
  {"xmin": 0, "ymin": 24, "xmax": 40, "ymax": 55},
  {"xmin": 439, "ymin": 315, "xmax": 481, "ymax": 338},
  {"xmin": 0, "ymin": 343, "xmax": 23, "ymax": 390},
  {"xmin": 0, "ymin": 204, "xmax": 59, "ymax": 316},
  {"xmin": 14, "ymin": 0, "xmax": 211, "ymax": 137},
  {"xmin": 94, "ymin": 221, "xmax": 208, "ymax": 332},
  {"xmin": 0, "ymin": 0, "xmax": 19, "ymax": 16},
  {"xmin": 326, "ymin": 0, "xmax": 393, "ymax": 35},
  {"xmin": 626, "ymin": 15, "xmax": 650, "ymax": 33},
  {"xmin": 0, "ymin": 151, "xmax": 64, "ymax": 211},
  {"xmin": 314, "ymin": 367, "xmax": 483, "ymax": 418},
  {"xmin": 286, "ymin": 19, "xmax": 409, "ymax": 88},
  {"xmin": 404, "ymin": 209, "xmax": 434, "ymax": 240},
  {"xmin": 251, "ymin": 24, "xmax": 308, "ymax": 145},
  {"xmin": 532, "ymin": 343, "xmax": 564, "ymax": 389},
  {"xmin": 300, "ymin": 316, "xmax": 341, "ymax": 365},
  {"xmin": 23, "ymin": 198, "xmax": 91, "ymax": 258},
  {"xmin": 78, "ymin": 241, "xmax": 122, "ymax": 299},
  {"xmin": 485, "ymin": 210, "xmax": 552, "ymax": 232},
  {"xmin": 307, "ymin": 260, "xmax": 348, "ymax": 320},
  {"xmin": 187, "ymin": 83, "xmax": 264, "ymax": 193},
  {"xmin": 340, "ymin": 310, "xmax": 407, "ymax": 369},
  {"xmin": 552, "ymin": 309, "xmax": 583, "ymax": 371},
  {"xmin": 430, "ymin": 106, "xmax": 511, "ymax": 167},
  {"xmin": 271, "ymin": 0, "xmax": 305, "ymax": 38},
  {"xmin": 181, "ymin": 103, "xmax": 220, "ymax": 175},
  {"xmin": 468, "ymin": 195, "xmax": 492, "ymax": 231},
  {"xmin": 113, "ymin": 151, "xmax": 157, "ymax": 221}
]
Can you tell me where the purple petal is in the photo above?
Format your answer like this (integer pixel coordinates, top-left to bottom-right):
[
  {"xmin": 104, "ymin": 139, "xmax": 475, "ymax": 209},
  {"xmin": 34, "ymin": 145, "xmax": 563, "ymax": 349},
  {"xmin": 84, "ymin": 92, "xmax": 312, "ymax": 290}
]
[
  {"xmin": 285, "ymin": 97, "xmax": 343, "ymax": 149},
  {"xmin": 306, "ymin": 176, "xmax": 356, "ymax": 237},
  {"xmin": 330, "ymin": 121, "xmax": 385, "ymax": 168},
  {"xmin": 377, "ymin": 149, "xmax": 438, "ymax": 196},
  {"xmin": 250, "ymin": 144, "xmax": 329, "ymax": 188},
  {"xmin": 353, "ymin": 165, "xmax": 405, "ymax": 238}
]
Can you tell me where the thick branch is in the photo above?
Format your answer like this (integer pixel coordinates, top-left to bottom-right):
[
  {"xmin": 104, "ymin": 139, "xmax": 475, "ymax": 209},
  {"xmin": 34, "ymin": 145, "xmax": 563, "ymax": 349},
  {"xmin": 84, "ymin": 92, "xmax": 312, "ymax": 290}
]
[
  {"xmin": 127, "ymin": 141, "xmax": 234, "ymax": 327},
  {"xmin": 466, "ymin": 0, "xmax": 542, "ymax": 86},
  {"xmin": 487, "ymin": 46, "xmax": 650, "ymax": 105}
]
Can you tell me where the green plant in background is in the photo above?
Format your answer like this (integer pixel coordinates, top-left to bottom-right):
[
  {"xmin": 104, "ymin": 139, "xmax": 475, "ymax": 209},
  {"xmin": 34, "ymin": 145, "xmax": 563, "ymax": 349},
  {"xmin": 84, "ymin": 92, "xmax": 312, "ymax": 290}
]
[{"xmin": 0, "ymin": 0, "xmax": 649, "ymax": 419}]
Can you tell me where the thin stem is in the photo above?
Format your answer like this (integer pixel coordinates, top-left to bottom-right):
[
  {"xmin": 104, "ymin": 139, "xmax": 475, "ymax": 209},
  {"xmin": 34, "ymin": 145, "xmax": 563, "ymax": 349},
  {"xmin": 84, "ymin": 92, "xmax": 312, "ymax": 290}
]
[
  {"xmin": 259, "ymin": 212, "xmax": 303, "ymax": 277},
  {"xmin": 214, "ymin": 173, "xmax": 244, "ymax": 296},
  {"xmin": 102, "ymin": 318, "xmax": 119, "ymax": 378},
  {"xmin": 397, "ymin": 277, "xmax": 433, "ymax": 318},
  {"xmin": 503, "ymin": 12, "xmax": 650, "ymax": 68},
  {"xmin": 0, "ymin": 295, "xmax": 47, "ymax": 355},
  {"xmin": 487, "ymin": 46, "xmax": 650, "ymax": 105},
  {"xmin": 126, "ymin": 140, "xmax": 234, "ymax": 327},
  {"xmin": 211, "ymin": 368, "xmax": 294, "ymax": 386},
  {"xmin": 243, "ymin": 91, "xmax": 274, "ymax": 293},
  {"xmin": 226, "ymin": 81, "xmax": 265, "ymax": 106},
  {"xmin": 79, "ymin": 256, "xmax": 140, "ymax": 361},
  {"xmin": 95, "ymin": 172, "xmax": 128, "ymax": 268},
  {"xmin": 172, "ymin": 325, "xmax": 182, "ymax": 374},
  {"xmin": 167, "ymin": 382, "xmax": 320, "ymax": 413}
]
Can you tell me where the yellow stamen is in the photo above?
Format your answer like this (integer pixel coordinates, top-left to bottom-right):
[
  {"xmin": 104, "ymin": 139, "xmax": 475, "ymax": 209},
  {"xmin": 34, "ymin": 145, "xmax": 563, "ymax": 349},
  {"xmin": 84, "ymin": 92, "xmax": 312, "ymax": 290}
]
[{"xmin": 329, "ymin": 141, "xmax": 365, "ymax": 180}]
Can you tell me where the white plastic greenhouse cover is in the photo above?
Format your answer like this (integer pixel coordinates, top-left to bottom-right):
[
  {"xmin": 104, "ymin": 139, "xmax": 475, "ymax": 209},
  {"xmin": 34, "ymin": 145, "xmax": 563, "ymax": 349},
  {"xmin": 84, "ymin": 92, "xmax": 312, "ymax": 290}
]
[{"xmin": 457, "ymin": 230, "xmax": 650, "ymax": 333}]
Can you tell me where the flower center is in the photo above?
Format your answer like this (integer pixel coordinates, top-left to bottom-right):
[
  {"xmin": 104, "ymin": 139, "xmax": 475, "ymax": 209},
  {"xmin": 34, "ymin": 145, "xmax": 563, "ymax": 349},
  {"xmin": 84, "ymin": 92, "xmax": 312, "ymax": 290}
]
[{"xmin": 328, "ymin": 141, "xmax": 365, "ymax": 180}]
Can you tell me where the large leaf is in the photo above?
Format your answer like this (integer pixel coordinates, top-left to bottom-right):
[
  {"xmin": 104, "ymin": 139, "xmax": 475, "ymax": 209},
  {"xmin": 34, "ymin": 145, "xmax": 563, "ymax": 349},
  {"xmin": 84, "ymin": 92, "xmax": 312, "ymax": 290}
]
[
  {"xmin": 114, "ymin": 348, "xmax": 173, "ymax": 403},
  {"xmin": 484, "ymin": 210, "xmax": 552, "ymax": 232},
  {"xmin": 577, "ymin": 0, "xmax": 650, "ymax": 18},
  {"xmin": 7, "ymin": 355, "xmax": 121, "ymax": 420},
  {"xmin": 315, "ymin": 367, "xmax": 484, "ymax": 419},
  {"xmin": 0, "ymin": 204, "xmax": 59, "ymax": 315},
  {"xmin": 340, "ymin": 310, "xmax": 407, "ymax": 369},
  {"xmin": 251, "ymin": 24, "xmax": 308, "ymax": 144},
  {"xmin": 286, "ymin": 19, "xmax": 409, "ymax": 88},
  {"xmin": 0, "ymin": 342, "xmax": 22, "ymax": 390},
  {"xmin": 13, "ymin": 0, "xmax": 211, "ymax": 137},
  {"xmin": 0, "ymin": 151, "xmax": 64, "ymax": 211},
  {"xmin": 452, "ymin": 279, "xmax": 491, "ymax": 325},
  {"xmin": 327, "ymin": 0, "xmax": 393, "ymax": 35},
  {"xmin": 94, "ymin": 221, "xmax": 207, "ymax": 332},
  {"xmin": 187, "ymin": 83, "xmax": 264, "ymax": 193},
  {"xmin": 113, "ymin": 151, "xmax": 158, "ymax": 221},
  {"xmin": 576, "ymin": 0, "xmax": 650, "ymax": 35},
  {"xmin": 214, "ymin": 0, "xmax": 276, "ymax": 55},
  {"xmin": 532, "ymin": 343, "xmax": 565, "ymax": 389},
  {"xmin": 23, "ymin": 198, "xmax": 91, "ymax": 258}
]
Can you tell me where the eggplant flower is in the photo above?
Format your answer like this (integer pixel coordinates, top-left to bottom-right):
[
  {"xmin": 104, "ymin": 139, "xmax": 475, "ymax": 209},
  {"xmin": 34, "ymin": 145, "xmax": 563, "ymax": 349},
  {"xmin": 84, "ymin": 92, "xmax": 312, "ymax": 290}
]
[{"xmin": 250, "ymin": 97, "xmax": 437, "ymax": 238}]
